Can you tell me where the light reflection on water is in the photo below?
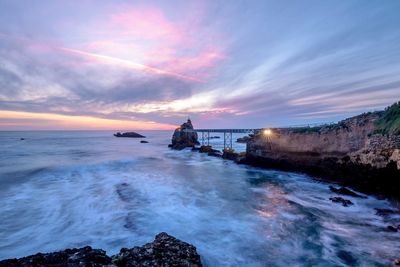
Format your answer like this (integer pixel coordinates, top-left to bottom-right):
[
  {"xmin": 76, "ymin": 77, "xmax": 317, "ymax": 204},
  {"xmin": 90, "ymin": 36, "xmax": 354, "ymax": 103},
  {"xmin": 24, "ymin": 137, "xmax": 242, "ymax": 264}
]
[{"xmin": 0, "ymin": 131, "xmax": 399, "ymax": 266}]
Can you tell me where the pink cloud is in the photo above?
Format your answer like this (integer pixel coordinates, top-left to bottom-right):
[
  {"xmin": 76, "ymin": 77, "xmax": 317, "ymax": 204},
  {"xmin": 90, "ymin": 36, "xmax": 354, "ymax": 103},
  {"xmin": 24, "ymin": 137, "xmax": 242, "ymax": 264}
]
[
  {"xmin": 110, "ymin": 7, "xmax": 183, "ymax": 44},
  {"xmin": 73, "ymin": 4, "xmax": 225, "ymax": 81}
]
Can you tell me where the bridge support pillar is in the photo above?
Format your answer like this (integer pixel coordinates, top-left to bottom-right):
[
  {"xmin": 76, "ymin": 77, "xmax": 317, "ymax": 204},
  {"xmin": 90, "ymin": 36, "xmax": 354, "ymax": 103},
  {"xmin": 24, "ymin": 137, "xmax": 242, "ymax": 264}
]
[{"xmin": 223, "ymin": 131, "xmax": 233, "ymax": 150}]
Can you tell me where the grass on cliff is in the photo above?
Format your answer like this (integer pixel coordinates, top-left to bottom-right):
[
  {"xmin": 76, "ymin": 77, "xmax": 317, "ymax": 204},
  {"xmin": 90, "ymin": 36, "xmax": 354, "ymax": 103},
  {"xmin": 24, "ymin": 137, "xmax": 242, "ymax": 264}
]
[{"xmin": 375, "ymin": 101, "xmax": 400, "ymax": 135}]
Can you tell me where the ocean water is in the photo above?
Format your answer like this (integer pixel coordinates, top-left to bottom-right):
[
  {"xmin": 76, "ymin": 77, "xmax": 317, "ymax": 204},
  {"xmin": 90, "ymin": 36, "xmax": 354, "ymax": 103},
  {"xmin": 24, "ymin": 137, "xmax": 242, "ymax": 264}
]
[{"xmin": 0, "ymin": 131, "xmax": 399, "ymax": 266}]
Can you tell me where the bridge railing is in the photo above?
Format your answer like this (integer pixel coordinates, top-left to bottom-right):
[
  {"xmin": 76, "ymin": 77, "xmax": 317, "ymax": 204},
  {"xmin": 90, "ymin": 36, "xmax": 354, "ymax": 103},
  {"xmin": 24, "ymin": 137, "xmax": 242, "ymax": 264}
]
[{"xmin": 182, "ymin": 128, "xmax": 261, "ymax": 149}]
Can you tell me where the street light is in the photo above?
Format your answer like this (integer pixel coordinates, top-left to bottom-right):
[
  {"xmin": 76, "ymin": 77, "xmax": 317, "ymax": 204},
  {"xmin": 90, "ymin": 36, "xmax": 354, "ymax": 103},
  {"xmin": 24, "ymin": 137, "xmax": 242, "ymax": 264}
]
[
  {"xmin": 263, "ymin": 129, "xmax": 272, "ymax": 136},
  {"xmin": 262, "ymin": 128, "xmax": 272, "ymax": 150}
]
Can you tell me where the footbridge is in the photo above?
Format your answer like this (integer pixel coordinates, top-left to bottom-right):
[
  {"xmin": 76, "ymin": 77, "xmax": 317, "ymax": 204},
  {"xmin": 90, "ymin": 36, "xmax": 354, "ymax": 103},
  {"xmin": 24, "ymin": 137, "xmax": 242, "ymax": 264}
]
[{"xmin": 183, "ymin": 128, "xmax": 262, "ymax": 150}]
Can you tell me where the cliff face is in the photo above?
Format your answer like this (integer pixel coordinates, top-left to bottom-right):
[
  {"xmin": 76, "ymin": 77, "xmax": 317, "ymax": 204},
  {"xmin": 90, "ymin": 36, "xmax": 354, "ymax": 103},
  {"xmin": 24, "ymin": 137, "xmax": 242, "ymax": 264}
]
[{"xmin": 247, "ymin": 109, "xmax": 400, "ymax": 198}]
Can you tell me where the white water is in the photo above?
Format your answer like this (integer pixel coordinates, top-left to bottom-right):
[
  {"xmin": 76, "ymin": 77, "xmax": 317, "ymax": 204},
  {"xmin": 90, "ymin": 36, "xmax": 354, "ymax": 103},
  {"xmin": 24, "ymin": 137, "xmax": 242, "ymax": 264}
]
[{"xmin": 0, "ymin": 131, "xmax": 399, "ymax": 266}]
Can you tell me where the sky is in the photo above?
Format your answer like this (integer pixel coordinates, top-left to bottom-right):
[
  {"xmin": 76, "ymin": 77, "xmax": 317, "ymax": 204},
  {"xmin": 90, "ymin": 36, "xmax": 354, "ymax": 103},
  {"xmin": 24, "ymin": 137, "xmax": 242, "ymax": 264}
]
[{"xmin": 0, "ymin": 0, "xmax": 400, "ymax": 130}]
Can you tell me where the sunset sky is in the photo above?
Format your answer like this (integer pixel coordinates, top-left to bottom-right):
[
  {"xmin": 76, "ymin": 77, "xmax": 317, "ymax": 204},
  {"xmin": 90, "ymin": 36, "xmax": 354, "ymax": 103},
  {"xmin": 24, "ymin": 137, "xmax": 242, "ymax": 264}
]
[{"xmin": 0, "ymin": 0, "xmax": 400, "ymax": 130}]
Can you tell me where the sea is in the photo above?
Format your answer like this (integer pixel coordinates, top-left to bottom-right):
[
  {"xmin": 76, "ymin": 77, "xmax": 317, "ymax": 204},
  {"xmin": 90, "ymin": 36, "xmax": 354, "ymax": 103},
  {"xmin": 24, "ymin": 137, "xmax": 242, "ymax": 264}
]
[{"xmin": 0, "ymin": 130, "xmax": 399, "ymax": 266}]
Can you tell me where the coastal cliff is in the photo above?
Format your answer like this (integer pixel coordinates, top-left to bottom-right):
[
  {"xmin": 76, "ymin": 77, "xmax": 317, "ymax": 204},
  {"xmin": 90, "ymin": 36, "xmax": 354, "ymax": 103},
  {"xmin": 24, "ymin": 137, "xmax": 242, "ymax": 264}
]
[{"xmin": 246, "ymin": 102, "xmax": 400, "ymax": 198}]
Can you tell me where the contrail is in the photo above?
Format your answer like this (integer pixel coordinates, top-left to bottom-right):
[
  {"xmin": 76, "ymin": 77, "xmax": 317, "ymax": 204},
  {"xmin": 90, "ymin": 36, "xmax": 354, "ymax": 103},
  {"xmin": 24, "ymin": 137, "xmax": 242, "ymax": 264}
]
[{"xmin": 61, "ymin": 47, "xmax": 203, "ymax": 83}]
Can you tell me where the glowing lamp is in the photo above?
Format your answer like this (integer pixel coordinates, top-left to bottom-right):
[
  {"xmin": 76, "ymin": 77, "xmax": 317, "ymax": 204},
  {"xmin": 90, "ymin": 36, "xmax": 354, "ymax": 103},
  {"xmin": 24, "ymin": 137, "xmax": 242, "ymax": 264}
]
[{"xmin": 263, "ymin": 129, "xmax": 272, "ymax": 136}]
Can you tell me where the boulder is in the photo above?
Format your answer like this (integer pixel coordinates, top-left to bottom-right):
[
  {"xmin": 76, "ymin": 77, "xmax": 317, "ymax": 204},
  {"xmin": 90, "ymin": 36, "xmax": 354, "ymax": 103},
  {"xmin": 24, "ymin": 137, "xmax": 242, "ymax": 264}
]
[
  {"xmin": 140, "ymin": 140, "xmax": 149, "ymax": 143},
  {"xmin": 170, "ymin": 119, "xmax": 199, "ymax": 150},
  {"xmin": 112, "ymin": 232, "xmax": 202, "ymax": 267},
  {"xmin": 114, "ymin": 132, "xmax": 145, "ymax": 138}
]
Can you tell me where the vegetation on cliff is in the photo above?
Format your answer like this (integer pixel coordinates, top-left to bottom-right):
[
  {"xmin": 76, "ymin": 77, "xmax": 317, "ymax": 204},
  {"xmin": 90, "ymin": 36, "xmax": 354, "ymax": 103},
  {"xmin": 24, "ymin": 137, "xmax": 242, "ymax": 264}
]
[
  {"xmin": 374, "ymin": 101, "xmax": 400, "ymax": 135},
  {"xmin": 290, "ymin": 101, "xmax": 400, "ymax": 136}
]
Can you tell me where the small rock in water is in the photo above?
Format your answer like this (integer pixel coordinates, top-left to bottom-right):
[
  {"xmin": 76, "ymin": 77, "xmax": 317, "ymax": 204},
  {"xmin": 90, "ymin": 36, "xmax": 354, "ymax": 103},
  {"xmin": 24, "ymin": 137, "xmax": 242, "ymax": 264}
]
[
  {"xmin": 386, "ymin": 225, "xmax": 398, "ymax": 232},
  {"xmin": 329, "ymin": 197, "xmax": 353, "ymax": 207},
  {"xmin": 114, "ymin": 132, "xmax": 145, "ymax": 138},
  {"xmin": 337, "ymin": 250, "xmax": 358, "ymax": 266},
  {"xmin": 329, "ymin": 186, "xmax": 366, "ymax": 198},
  {"xmin": 375, "ymin": 208, "xmax": 396, "ymax": 217},
  {"xmin": 140, "ymin": 140, "xmax": 149, "ymax": 143}
]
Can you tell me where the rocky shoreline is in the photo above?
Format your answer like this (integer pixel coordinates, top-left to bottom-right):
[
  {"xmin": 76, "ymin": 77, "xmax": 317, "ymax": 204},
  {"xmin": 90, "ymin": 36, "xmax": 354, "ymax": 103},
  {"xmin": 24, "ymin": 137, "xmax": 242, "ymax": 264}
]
[
  {"xmin": 169, "ymin": 102, "xmax": 400, "ymax": 202},
  {"xmin": 245, "ymin": 104, "xmax": 400, "ymax": 200},
  {"xmin": 0, "ymin": 233, "xmax": 202, "ymax": 267}
]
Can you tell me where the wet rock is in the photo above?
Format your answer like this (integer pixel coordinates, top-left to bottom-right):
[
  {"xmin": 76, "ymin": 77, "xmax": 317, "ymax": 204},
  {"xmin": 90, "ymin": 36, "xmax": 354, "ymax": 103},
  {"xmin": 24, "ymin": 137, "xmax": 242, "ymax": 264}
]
[
  {"xmin": 140, "ymin": 140, "xmax": 149, "ymax": 143},
  {"xmin": 394, "ymin": 258, "xmax": 400, "ymax": 265},
  {"xmin": 199, "ymin": 145, "xmax": 218, "ymax": 153},
  {"xmin": 329, "ymin": 197, "xmax": 354, "ymax": 207},
  {"xmin": 386, "ymin": 225, "xmax": 398, "ymax": 232},
  {"xmin": 0, "ymin": 233, "xmax": 202, "ymax": 267},
  {"xmin": 208, "ymin": 151, "xmax": 222, "ymax": 157},
  {"xmin": 337, "ymin": 250, "xmax": 358, "ymax": 266},
  {"xmin": 114, "ymin": 132, "xmax": 145, "ymax": 138},
  {"xmin": 222, "ymin": 149, "xmax": 239, "ymax": 161},
  {"xmin": 375, "ymin": 208, "xmax": 396, "ymax": 216},
  {"xmin": 236, "ymin": 136, "xmax": 251, "ymax": 143},
  {"xmin": 112, "ymin": 232, "xmax": 202, "ymax": 267},
  {"xmin": 20, "ymin": 138, "xmax": 25, "ymax": 140},
  {"xmin": 169, "ymin": 119, "xmax": 199, "ymax": 150},
  {"xmin": 329, "ymin": 186, "xmax": 366, "ymax": 198},
  {"xmin": 0, "ymin": 246, "xmax": 111, "ymax": 267}
]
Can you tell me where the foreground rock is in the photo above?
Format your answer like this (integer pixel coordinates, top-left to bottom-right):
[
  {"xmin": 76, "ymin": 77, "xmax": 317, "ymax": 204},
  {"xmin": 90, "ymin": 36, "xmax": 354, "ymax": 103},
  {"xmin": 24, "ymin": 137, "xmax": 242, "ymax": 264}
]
[
  {"xmin": 169, "ymin": 119, "xmax": 199, "ymax": 150},
  {"xmin": 114, "ymin": 132, "xmax": 145, "ymax": 138},
  {"xmin": 112, "ymin": 232, "xmax": 202, "ymax": 267},
  {"xmin": 0, "ymin": 233, "xmax": 202, "ymax": 267},
  {"xmin": 0, "ymin": 246, "xmax": 111, "ymax": 267},
  {"xmin": 246, "ymin": 101, "xmax": 400, "ymax": 199}
]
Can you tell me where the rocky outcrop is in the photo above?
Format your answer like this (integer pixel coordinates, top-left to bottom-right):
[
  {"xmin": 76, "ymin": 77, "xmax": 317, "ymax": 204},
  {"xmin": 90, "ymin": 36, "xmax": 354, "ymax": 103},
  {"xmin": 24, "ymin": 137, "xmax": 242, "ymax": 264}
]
[
  {"xmin": 246, "ymin": 103, "xmax": 400, "ymax": 199},
  {"xmin": 236, "ymin": 135, "xmax": 251, "ymax": 143},
  {"xmin": 112, "ymin": 232, "xmax": 202, "ymax": 267},
  {"xmin": 169, "ymin": 119, "xmax": 199, "ymax": 150},
  {"xmin": 0, "ymin": 246, "xmax": 111, "ymax": 267},
  {"xmin": 0, "ymin": 233, "xmax": 202, "ymax": 267},
  {"xmin": 114, "ymin": 132, "xmax": 145, "ymax": 138}
]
